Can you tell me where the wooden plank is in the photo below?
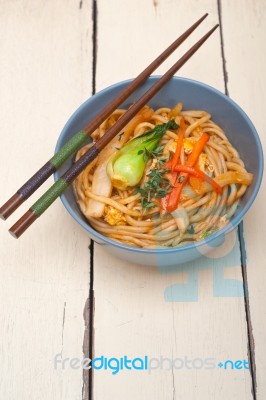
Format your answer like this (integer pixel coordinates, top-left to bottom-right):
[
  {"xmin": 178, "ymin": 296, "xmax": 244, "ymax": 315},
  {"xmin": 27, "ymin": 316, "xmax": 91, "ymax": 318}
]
[
  {"xmin": 0, "ymin": 1, "xmax": 92, "ymax": 399},
  {"xmin": 221, "ymin": 0, "xmax": 266, "ymax": 398},
  {"xmin": 93, "ymin": 0, "xmax": 253, "ymax": 398}
]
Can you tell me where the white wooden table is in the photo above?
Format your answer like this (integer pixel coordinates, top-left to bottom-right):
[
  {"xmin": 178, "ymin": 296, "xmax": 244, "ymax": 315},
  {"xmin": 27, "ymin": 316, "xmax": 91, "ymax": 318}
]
[{"xmin": 0, "ymin": 1, "xmax": 265, "ymax": 399}]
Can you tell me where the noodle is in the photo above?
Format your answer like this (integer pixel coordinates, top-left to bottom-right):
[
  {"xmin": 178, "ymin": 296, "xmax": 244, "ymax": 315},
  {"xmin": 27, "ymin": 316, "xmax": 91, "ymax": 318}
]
[{"xmin": 73, "ymin": 103, "xmax": 253, "ymax": 248}]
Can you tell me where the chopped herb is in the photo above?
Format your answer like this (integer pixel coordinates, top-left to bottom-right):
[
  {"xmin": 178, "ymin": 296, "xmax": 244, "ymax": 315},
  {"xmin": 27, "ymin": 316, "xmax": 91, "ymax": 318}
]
[
  {"xmin": 142, "ymin": 144, "xmax": 164, "ymax": 161},
  {"xmin": 134, "ymin": 165, "xmax": 172, "ymax": 210},
  {"xmin": 198, "ymin": 226, "xmax": 219, "ymax": 240},
  {"xmin": 157, "ymin": 156, "xmax": 169, "ymax": 168},
  {"xmin": 137, "ymin": 149, "xmax": 144, "ymax": 155},
  {"xmin": 178, "ymin": 175, "xmax": 185, "ymax": 183},
  {"xmin": 150, "ymin": 145, "xmax": 164, "ymax": 157},
  {"xmin": 187, "ymin": 225, "xmax": 195, "ymax": 234}
]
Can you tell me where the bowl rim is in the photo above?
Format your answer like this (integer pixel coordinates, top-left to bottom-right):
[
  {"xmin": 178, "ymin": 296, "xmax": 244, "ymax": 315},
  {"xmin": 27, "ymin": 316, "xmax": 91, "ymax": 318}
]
[{"xmin": 55, "ymin": 76, "xmax": 264, "ymax": 254}]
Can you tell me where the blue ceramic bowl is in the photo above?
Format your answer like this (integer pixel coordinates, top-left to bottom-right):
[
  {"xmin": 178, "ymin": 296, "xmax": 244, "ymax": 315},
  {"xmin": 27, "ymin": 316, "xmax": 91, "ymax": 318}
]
[{"xmin": 55, "ymin": 77, "xmax": 263, "ymax": 266}]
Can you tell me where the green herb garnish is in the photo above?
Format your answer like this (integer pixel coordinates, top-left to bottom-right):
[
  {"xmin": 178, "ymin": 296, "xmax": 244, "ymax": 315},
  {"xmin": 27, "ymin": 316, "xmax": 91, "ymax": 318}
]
[
  {"xmin": 133, "ymin": 162, "xmax": 172, "ymax": 210},
  {"xmin": 198, "ymin": 226, "xmax": 219, "ymax": 240},
  {"xmin": 187, "ymin": 225, "xmax": 195, "ymax": 234}
]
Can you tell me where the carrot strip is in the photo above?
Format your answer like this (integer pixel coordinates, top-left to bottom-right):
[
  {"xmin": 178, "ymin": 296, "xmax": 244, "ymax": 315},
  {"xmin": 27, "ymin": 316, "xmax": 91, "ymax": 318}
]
[
  {"xmin": 186, "ymin": 132, "xmax": 209, "ymax": 167},
  {"xmin": 162, "ymin": 132, "xmax": 210, "ymax": 212},
  {"xmin": 174, "ymin": 165, "xmax": 223, "ymax": 194},
  {"xmin": 161, "ymin": 169, "xmax": 179, "ymax": 211},
  {"xmin": 171, "ymin": 117, "xmax": 186, "ymax": 171},
  {"xmin": 165, "ymin": 175, "xmax": 187, "ymax": 212}
]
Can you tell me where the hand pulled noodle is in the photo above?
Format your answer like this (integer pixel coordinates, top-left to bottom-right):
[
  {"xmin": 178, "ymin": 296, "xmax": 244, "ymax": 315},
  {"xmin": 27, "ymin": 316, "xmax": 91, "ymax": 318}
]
[{"xmin": 73, "ymin": 103, "xmax": 253, "ymax": 248}]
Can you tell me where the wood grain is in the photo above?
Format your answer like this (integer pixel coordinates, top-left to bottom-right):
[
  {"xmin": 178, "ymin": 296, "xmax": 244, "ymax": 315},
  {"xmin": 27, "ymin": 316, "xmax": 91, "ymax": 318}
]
[
  {"xmin": 93, "ymin": 0, "xmax": 253, "ymax": 399},
  {"xmin": 1, "ymin": 1, "xmax": 265, "ymax": 399},
  {"xmin": 222, "ymin": 0, "xmax": 266, "ymax": 397},
  {"xmin": 0, "ymin": 1, "xmax": 92, "ymax": 399}
]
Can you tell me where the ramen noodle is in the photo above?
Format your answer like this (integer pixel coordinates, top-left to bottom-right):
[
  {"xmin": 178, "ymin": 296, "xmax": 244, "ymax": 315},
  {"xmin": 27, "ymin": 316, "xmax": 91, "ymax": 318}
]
[{"xmin": 73, "ymin": 103, "xmax": 253, "ymax": 248}]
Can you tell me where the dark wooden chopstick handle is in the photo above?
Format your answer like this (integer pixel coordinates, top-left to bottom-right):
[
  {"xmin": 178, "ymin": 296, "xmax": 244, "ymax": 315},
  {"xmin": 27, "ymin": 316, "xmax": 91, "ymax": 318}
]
[
  {"xmin": 9, "ymin": 23, "xmax": 219, "ymax": 238},
  {"xmin": 0, "ymin": 13, "xmax": 208, "ymax": 221}
]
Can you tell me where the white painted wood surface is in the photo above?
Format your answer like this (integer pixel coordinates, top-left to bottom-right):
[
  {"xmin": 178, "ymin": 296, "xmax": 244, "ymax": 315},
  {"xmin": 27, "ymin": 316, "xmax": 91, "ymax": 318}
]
[
  {"xmin": 0, "ymin": 1, "xmax": 265, "ymax": 399},
  {"xmin": 222, "ymin": 0, "xmax": 266, "ymax": 398},
  {"xmin": 0, "ymin": 1, "xmax": 92, "ymax": 399},
  {"xmin": 93, "ymin": 1, "xmax": 254, "ymax": 399}
]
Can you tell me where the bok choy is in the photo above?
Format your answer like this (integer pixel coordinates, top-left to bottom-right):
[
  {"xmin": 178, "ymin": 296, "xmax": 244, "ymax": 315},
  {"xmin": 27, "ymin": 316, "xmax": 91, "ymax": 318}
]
[{"xmin": 106, "ymin": 120, "xmax": 178, "ymax": 190}]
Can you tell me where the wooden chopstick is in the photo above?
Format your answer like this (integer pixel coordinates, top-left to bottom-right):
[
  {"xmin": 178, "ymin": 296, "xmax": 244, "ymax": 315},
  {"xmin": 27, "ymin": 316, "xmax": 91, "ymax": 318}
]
[
  {"xmin": 9, "ymin": 23, "xmax": 219, "ymax": 239},
  {"xmin": 0, "ymin": 14, "xmax": 209, "ymax": 221}
]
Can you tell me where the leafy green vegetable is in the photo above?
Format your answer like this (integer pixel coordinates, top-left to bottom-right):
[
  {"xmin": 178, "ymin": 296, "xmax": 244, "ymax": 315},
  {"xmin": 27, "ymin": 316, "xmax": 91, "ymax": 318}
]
[{"xmin": 106, "ymin": 120, "xmax": 178, "ymax": 190}]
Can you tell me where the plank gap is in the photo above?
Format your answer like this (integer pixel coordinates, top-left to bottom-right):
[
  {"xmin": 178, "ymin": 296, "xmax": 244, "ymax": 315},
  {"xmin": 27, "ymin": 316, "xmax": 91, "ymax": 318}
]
[
  {"xmin": 218, "ymin": 0, "xmax": 257, "ymax": 397},
  {"xmin": 217, "ymin": 0, "xmax": 229, "ymax": 96},
  {"xmin": 92, "ymin": 0, "xmax": 98, "ymax": 94},
  {"xmin": 88, "ymin": 240, "xmax": 95, "ymax": 400},
  {"xmin": 238, "ymin": 222, "xmax": 258, "ymax": 400},
  {"xmin": 89, "ymin": 1, "xmax": 98, "ymax": 398},
  {"xmin": 82, "ymin": 298, "xmax": 90, "ymax": 400},
  {"xmin": 82, "ymin": 1, "xmax": 98, "ymax": 399}
]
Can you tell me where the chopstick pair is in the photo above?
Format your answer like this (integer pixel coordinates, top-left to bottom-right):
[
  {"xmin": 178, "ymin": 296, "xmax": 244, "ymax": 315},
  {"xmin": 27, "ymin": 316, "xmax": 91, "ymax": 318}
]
[{"xmin": 0, "ymin": 15, "xmax": 219, "ymax": 238}]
